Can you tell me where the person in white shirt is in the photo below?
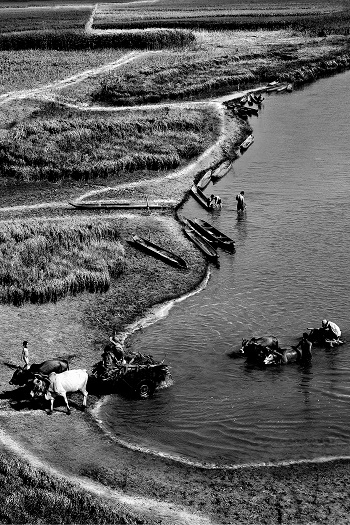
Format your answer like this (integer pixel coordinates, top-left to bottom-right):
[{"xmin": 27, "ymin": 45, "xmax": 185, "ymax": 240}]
[{"xmin": 321, "ymin": 319, "xmax": 341, "ymax": 341}]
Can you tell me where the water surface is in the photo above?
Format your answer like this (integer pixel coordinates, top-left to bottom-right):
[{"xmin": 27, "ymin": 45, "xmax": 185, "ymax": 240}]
[{"xmin": 99, "ymin": 71, "xmax": 350, "ymax": 466}]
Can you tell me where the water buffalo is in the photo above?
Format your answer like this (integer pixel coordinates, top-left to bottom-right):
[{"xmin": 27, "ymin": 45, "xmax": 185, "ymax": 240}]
[
  {"xmin": 240, "ymin": 336, "xmax": 279, "ymax": 363},
  {"xmin": 263, "ymin": 347, "xmax": 302, "ymax": 365},
  {"xmin": 9, "ymin": 359, "xmax": 69, "ymax": 386},
  {"xmin": 30, "ymin": 369, "xmax": 88, "ymax": 415}
]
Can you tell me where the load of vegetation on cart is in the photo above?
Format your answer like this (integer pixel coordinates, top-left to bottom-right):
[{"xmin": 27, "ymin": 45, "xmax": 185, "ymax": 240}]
[{"xmin": 91, "ymin": 342, "xmax": 172, "ymax": 399}]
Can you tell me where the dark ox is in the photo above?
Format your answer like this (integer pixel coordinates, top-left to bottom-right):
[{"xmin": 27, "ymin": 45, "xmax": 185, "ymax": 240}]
[
  {"xmin": 9, "ymin": 359, "xmax": 69, "ymax": 386},
  {"xmin": 240, "ymin": 336, "xmax": 279, "ymax": 363},
  {"xmin": 30, "ymin": 369, "xmax": 88, "ymax": 415}
]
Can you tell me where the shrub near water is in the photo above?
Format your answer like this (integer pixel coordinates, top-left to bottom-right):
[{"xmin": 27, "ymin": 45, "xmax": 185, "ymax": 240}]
[{"xmin": 0, "ymin": 218, "xmax": 125, "ymax": 306}]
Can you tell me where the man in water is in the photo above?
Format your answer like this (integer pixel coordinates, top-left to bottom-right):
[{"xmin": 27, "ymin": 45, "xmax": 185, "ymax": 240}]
[
  {"xmin": 22, "ymin": 340, "xmax": 29, "ymax": 369},
  {"xmin": 294, "ymin": 332, "xmax": 313, "ymax": 362},
  {"xmin": 236, "ymin": 191, "xmax": 245, "ymax": 212},
  {"xmin": 321, "ymin": 319, "xmax": 342, "ymax": 345}
]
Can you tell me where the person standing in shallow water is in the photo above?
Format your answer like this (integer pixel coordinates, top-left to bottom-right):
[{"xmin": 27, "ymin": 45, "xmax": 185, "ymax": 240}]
[
  {"xmin": 294, "ymin": 332, "xmax": 313, "ymax": 362},
  {"xmin": 22, "ymin": 340, "xmax": 29, "ymax": 369},
  {"xmin": 236, "ymin": 191, "xmax": 245, "ymax": 212}
]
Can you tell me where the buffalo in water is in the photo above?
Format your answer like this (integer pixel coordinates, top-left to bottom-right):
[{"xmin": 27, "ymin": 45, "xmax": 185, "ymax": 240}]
[
  {"xmin": 234, "ymin": 336, "xmax": 311, "ymax": 366},
  {"xmin": 9, "ymin": 360, "xmax": 69, "ymax": 386}
]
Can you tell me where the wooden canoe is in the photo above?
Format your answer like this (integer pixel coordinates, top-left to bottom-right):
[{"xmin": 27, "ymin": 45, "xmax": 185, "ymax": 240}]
[
  {"xmin": 240, "ymin": 134, "xmax": 254, "ymax": 151},
  {"xmin": 183, "ymin": 226, "xmax": 219, "ymax": 264},
  {"xmin": 239, "ymin": 106, "xmax": 258, "ymax": 117},
  {"xmin": 276, "ymin": 84, "xmax": 288, "ymax": 93},
  {"xmin": 190, "ymin": 184, "xmax": 211, "ymax": 211},
  {"xmin": 197, "ymin": 169, "xmax": 213, "ymax": 190},
  {"xmin": 192, "ymin": 218, "xmax": 235, "ymax": 251},
  {"xmin": 69, "ymin": 200, "xmax": 174, "ymax": 210},
  {"xmin": 182, "ymin": 218, "xmax": 218, "ymax": 248},
  {"xmin": 128, "ymin": 234, "xmax": 187, "ymax": 269},
  {"xmin": 211, "ymin": 160, "xmax": 232, "ymax": 182}
]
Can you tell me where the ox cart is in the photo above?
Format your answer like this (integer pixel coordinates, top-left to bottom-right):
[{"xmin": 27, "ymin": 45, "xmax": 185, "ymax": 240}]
[{"xmin": 91, "ymin": 352, "xmax": 172, "ymax": 399}]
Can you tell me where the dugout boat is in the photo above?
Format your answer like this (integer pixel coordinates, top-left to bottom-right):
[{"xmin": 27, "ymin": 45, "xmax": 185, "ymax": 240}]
[
  {"xmin": 190, "ymin": 184, "xmax": 211, "ymax": 211},
  {"xmin": 240, "ymin": 134, "xmax": 254, "ymax": 151},
  {"xmin": 211, "ymin": 160, "xmax": 232, "ymax": 183},
  {"xmin": 128, "ymin": 234, "xmax": 188, "ymax": 269},
  {"xmin": 197, "ymin": 168, "xmax": 213, "ymax": 190},
  {"xmin": 191, "ymin": 218, "xmax": 235, "ymax": 252},
  {"xmin": 69, "ymin": 200, "xmax": 174, "ymax": 210},
  {"xmin": 183, "ymin": 224, "xmax": 219, "ymax": 264},
  {"xmin": 182, "ymin": 218, "xmax": 218, "ymax": 248}
]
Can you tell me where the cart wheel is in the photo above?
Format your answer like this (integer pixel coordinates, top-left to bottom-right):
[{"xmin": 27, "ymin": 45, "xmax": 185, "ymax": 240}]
[{"xmin": 137, "ymin": 381, "xmax": 154, "ymax": 399}]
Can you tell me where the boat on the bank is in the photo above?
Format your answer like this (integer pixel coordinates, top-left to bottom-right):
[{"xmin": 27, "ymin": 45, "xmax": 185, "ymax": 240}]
[
  {"xmin": 197, "ymin": 169, "xmax": 213, "ymax": 190},
  {"xmin": 240, "ymin": 134, "xmax": 254, "ymax": 151},
  {"xmin": 183, "ymin": 225, "xmax": 219, "ymax": 264},
  {"xmin": 69, "ymin": 200, "xmax": 174, "ymax": 210},
  {"xmin": 190, "ymin": 184, "xmax": 211, "ymax": 211},
  {"xmin": 211, "ymin": 160, "xmax": 232, "ymax": 183},
  {"xmin": 266, "ymin": 81, "xmax": 282, "ymax": 93},
  {"xmin": 190, "ymin": 218, "xmax": 235, "ymax": 251},
  {"xmin": 240, "ymin": 106, "xmax": 259, "ymax": 117},
  {"xmin": 128, "ymin": 234, "xmax": 188, "ymax": 269}
]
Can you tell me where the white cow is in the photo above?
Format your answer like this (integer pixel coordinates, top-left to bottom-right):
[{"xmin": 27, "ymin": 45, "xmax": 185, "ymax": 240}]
[{"xmin": 31, "ymin": 369, "xmax": 88, "ymax": 415}]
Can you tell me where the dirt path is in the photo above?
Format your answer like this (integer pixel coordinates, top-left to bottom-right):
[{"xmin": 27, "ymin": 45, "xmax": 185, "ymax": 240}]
[{"xmin": 0, "ymin": 51, "xmax": 142, "ymax": 107}]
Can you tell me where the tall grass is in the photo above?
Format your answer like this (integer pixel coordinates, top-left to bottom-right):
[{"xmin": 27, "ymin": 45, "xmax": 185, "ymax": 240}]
[
  {"xmin": 0, "ymin": 452, "xmax": 150, "ymax": 524},
  {"xmin": 0, "ymin": 29, "xmax": 195, "ymax": 51},
  {"xmin": 0, "ymin": 104, "xmax": 220, "ymax": 183},
  {"xmin": 0, "ymin": 218, "xmax": 125, "ymax": 306},
  {"xmin": 0, "ymin": 7, "xmax": 91, "ymax": 33}
]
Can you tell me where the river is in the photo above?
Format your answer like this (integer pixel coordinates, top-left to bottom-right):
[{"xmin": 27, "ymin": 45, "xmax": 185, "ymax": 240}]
[{"xmin": 98, "ymin": 70, "xmax": 350, "ymax": 466}]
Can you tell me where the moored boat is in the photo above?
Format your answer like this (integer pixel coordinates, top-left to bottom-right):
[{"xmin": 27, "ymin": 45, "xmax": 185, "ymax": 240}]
[
  {"xmin": 128, "ymin": 234, "xmax": 188, "ymax": 269},
  {"xmin": 190, "ymin": 184, "xmax": 211, "ymax": 211},
  {"xmin": 197, "ymin": 168, "xmax": 213, "ymax": 190},
  {"xmin": 240, "ymin": 134, "xmax": 254, "ymax": 151},
  {"xmin": 276, "ymin": 84, "xmax": 288, "ymax": 93},
  {"xmin": 69, "ymin": 200, "xmax": 174, "ymax": 210},
  {"xmin": 183, "ymin": 226, "xmax": 219, "ymax": 264},
  {"xmin": 211, "ymin": 160, "xmax": 232, "ymax": 182},
  {"xmin": 182, "ymin": 217, "xmax": 218, "ymax": 248},
  {"xmin": 192, "ymin": 218, "xmax": 235, "ymax": 251}
]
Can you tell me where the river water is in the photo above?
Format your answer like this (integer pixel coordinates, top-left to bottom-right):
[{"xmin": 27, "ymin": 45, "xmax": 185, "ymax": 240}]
[{"xmin": 99, "ymin": 71, "xmax": 350, "ymax": 466}]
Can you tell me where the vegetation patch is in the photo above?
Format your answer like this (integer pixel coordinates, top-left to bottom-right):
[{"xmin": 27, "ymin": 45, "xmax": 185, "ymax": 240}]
[
  {"xmin": 92, "ymin": 2, "xmax": 349, "ymax": 35},
  {"xmin": 0, "ymin": 451, "xmax": 152, "ymax": 524},
  {"xmin": 0, "ymin": 103, "xmax": 221, "ymax": 184},
  {"xmin": 0, "ymin": 6, "xmax": 91, "ymax": 33},
  {"xmin": 91, "ymin": 32, "xmax": 350, "ymax": 105},
  {"xmin": 0, "ymin": 28, "xmax": 195, "ymax": 51},
  {"xmin": 0, "ymin": 217, "xmax": 125, "ymax": 306},
  {"xmin": 0, "ymin": 48, "xmax": 128, "ymax": 95}
]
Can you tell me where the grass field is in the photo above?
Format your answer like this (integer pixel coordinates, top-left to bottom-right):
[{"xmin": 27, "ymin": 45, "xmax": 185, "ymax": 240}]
[
  {"xmin": 0, "ymin": 48, "xmax": 128, "ymax": 94},
  {"xmin": 90, "ymin": 31, "xmax": 349, "ymax": 105},
  {"xmin": 0, "ymin": 6, "xmax": 91, "ymax": 33},
  {"xmin": 0, "ymin": 103, "xmax": 221, "ymax": 183},
  {"xmin": 0, "ymin": 217, "xmax": 125, "ymax": 306}
]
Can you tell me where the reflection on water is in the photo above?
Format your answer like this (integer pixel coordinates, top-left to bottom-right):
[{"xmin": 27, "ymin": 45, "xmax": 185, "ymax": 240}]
[{"xmin": 99, "ymin": 70, "xmax": 350, "ymax": 466}]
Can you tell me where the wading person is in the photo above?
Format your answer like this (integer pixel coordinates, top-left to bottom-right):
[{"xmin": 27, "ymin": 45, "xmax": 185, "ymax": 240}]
[
  {"xmin": 22, "ymin": 340, "xmax": 29, "ymax": 369},
  {"xmin": 236, "ymin": 191, "xmax": 245, "ymax": 212},
  {"xmin": 321, "ymin": 319, "xmax": 342, "ymax": 345},
  {"xmin": 294, "ymin": 332, "xmax": 313, "ymax": 362}
]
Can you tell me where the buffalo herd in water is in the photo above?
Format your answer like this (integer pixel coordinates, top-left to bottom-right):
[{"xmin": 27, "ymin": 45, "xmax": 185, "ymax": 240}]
[{"xmin": 6, "ymin": 319, "xmax": 344, "ymax": 414}]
